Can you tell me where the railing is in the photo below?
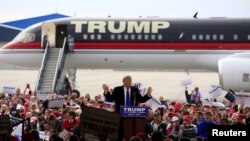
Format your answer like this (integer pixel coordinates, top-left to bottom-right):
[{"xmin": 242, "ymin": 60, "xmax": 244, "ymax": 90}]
[
  {"xmin": 52, "ymin": 37, "xmax": 67, "ymax": 92},
  {"xmin": 35, "ymin": 41, "xmax": 49, "ymax": 91}
]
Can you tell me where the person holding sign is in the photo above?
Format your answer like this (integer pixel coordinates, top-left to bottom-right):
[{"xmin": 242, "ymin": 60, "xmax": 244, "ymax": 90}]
[
  {"xmin": 186, "ymin": 87, "xmax": 202, "ymax": 105},
  {"xmin": 103, "ymin": 75, "xmax": 152, "ymax": 112}
]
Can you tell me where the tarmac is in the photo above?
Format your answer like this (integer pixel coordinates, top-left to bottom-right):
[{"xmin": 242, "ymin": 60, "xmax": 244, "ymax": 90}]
[{"xmin": 0, "ymin": 69, "xmax": 223, "ymax": 102}]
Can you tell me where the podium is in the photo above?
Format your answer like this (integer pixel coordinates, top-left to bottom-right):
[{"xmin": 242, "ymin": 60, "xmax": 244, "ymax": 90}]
[{"xmin": 120, "ymin": 106, "xmax": 148, "ymax": 141}]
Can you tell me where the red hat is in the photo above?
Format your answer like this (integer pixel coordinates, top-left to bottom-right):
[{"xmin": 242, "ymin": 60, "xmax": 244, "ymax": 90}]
[
  {"xmin": 237, "ymin": 113, "xmax": 245, "ymax": 121},
  {"xmin": 24, "ymin": 102, "xmax": 29, "ymax": 107},
  {"xmin": 183, "ymin": 115, "xmax": 191, "ymax": 121},
  {"xmin": 174, "ymin": 103, "xmax": 182, "ymax": 111},
  {"xmin": 52, "ymin": 111, "xmax": 60, "ymax": 117},
  {"xmin": 168, "ymin": 112, "xmax": 176, "ymax": 117}
]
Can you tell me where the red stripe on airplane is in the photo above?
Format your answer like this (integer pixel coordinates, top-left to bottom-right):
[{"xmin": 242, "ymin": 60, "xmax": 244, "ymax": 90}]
[
  {"xmin": 74, "ymin": 42, "xmax": 250, "ymax": 50},
  {"xmin": 3, "ymin": 42, "xmax": 40, "ymax": 49},
  {"xmin": 4, "ymin": 42, "xmax": 250, "ymax": 50}
]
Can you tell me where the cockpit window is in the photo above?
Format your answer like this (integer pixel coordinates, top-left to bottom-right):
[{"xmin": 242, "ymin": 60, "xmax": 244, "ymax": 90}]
[{"xmin": 14, "ymin": 32, "xmax": 35, "ymax": 43}]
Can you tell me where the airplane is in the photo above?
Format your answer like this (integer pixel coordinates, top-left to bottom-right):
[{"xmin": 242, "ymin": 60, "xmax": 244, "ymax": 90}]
[{"xmin": 0, "ymin": 17, "xmax": 250, "ymax": 92}]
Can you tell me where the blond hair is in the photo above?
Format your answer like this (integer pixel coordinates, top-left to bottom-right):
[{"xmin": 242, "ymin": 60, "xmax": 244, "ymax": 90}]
[{"xmin": 123, "ymin": 75, "xmax": 132, "ymax": 82}]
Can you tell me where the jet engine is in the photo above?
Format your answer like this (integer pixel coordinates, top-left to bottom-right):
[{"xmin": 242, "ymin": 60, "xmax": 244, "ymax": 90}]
[{"xmin": 218, "ymin": 53, "xmax": 250, "ymax": 92}]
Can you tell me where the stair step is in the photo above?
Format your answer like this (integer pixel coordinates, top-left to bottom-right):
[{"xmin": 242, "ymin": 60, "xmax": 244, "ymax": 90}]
[
  {"xmin": 43, "ymin": 72, "xmax": 56, "ymax": 75},
  {"xmin": 45, "ymin": 66, "xmax": 57, "ymax": 68},
  {"xmin": 43, "ymin": 78, "xmax": 54, "ymax": 83},
  {"xmin": 43, "ymin": 73, "xmax": 54, "ymax": 76},
  {"xmin": 40, "ymin": 83, "xmax": 53, "ymax": 86}
]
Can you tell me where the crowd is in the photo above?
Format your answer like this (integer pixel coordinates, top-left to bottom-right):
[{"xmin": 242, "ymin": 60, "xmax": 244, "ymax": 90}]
[{"xmin": 0, "ymin": 82, "xmax": 250, "ymax": 141}]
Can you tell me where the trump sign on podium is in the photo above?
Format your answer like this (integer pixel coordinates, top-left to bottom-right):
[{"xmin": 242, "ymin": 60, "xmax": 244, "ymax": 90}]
[{"xmin": 120, "ymin": 106, "xmax": 148, "ymax": 117}]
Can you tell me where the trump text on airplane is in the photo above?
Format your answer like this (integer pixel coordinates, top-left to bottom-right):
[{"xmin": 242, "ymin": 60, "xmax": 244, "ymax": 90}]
[{"xmin": 71, "ymin": 20, "xmax": 170, "ymax": 34}]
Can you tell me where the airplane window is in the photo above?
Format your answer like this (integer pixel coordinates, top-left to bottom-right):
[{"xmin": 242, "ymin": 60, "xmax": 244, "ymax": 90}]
[
  {"xmin": 248, "ymin": 35, "xmax": 250, "ymax": 40},
  {"xmin": 111, "ymin": 34, "xmax": 115, "ymax": 40},
  {"xmin": 83, "ymin": 34, "xmax": 88, "ymax": 40},
  {"xmin": 212, "ymin": 34, "xmax": 217, "ymax": 40},
  {"xmin": 144, "ymin": 35, "xmax": 149, "ymax": 40},
  {"xmin": 219, "ymin": 34, "xmax": 224, "ymax": 40},
  {"xmin": 90, "ymin": 34, "xmax": 95, "ymax": 40},
  {"xmin": 97, "ymin": 34, "xmax": 102, "ymax": 40},
  {"xmin": 151, "ymin": 35, "xmax": 156, "ymax": 40},
  {"xmin": 233, "ymin": 34, "xmax": 238, "ymax": 40},
  {"xmin": 14, "ymin": 32, "xmax": 35, "ymax": 43},
  {"xmin": 205, "ymin": 34, "xmax": 210, "ymax": 40},
  {"xmin": 138, "ymin": 35, "xmax": 142, "ymax": 40},
  {"xmin": 192, "ymin": 34, "xmax": 196, "ymax": 40},
  {"xmin": 158, "ymin": 35, "xmax": 162, "ymax": 40},
  {"xmin": 131, "ymin": 35, "xmax": 135, "ymax": 40},
  {"xmin": 124, "ymin": 34, "xmax": 128, "ymax": 40},
  {"xmin": 117, "ymin": 34, "xmax": 122, "ymax": 40},
  {"xmin": 199, "ymin": 34, "xmax": 203, "ymax": 40}
]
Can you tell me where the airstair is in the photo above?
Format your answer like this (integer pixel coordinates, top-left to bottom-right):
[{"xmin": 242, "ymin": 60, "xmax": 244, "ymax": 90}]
[{"xmin": 35, "ymin": 38, "xmax": 67, "ymax": 92}]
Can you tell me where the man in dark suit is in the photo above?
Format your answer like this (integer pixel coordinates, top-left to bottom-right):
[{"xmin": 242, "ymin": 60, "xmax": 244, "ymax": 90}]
[
  {"xmin": 103, "ymin": 75, "xmax": 152, "ymax": 141},
  {"xmin": 103, "ymin": 75, "xmax": 152, "ymax": 112}
]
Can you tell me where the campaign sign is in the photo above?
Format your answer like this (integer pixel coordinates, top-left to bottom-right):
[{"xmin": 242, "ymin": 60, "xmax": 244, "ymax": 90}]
[
  {"xmin": 2, "ymin": 86, "xmax": 16, "ymax": 94},
  {"xmin": 235, "ymin": 93, "xmax": 250, "ymax": 107},
  {"xmin": 181, "ymin": 79, "xmax": 192, "ymax": 87},
  {"xmin": 225, "ymin": 89, "xmax": 236, "ymax": 102},
  {"xmin": 48, "ymin": 98, "xmax": 64, "ymax": 108},
  {"xmin": 209, "ymin": 85, "xmax": 222, "ymax": 99},
  {"xmin": 120, "ymin": 106, "xmax": 148, "ymax": 117},
  {"xmin": 36, "ymin": 91, "xmax": 53, "ymax": 101}
]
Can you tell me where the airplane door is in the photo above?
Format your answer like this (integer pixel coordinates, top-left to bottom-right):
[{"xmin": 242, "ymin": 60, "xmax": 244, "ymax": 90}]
[
  {"xmin": 56, "ymin": 25, "xmax": 68, "ymax": 48},
  {"xmin": 41, "ymin": 22, "xmax": 56, "ymax": 48}
]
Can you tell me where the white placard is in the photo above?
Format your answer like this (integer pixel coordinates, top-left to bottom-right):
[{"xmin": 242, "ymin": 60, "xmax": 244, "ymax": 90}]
[
  {"xmin": 16, "ymin": 104, "xmax": 23, "ymax": 110},
  {"xmin": 181, "ymin": 79, "xmax": 192, "ymax": 87},
  {"xmin": 59, "ymin": 129, "xmax": 70, "ymax": 141},
  {"xmin": 209, "ymin": 85, "xmax": 222, "ymax": 99},
  {"xmin": 39, "ymin": 131, "xmax": 50, "ymax": 141},
  {"xmin": 37, "ymin": 91, "xmax": 53, "ymax": 101},
  {"xmin": 211, "ymin": 102, "xmax": 225, "ymax": 109},
  {"xmin": 2, "ymin": 86, "xmax": 16, "ymax": 94},
  {"xmin": 235, "ymin": 92, "xmax": 250, "ymax": 107},
  {"xmin": 142, "ymin": 97, "xmax": 165, "ymax": 112},
  {"xmin": 13, "ymin": 123, "xmax": 22, "ymax": 137},
  {"xmin": 48, "ymin": 98, "xmax": 64, "ymax": 108}
]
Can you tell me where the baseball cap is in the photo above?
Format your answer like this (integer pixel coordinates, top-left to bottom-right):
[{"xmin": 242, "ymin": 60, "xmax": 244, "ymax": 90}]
[
  {"xmin": 183, "ymin": 115, "xmax": 191, "ymax": 121},
  {"xmin": 172, "ymin": 116, "xmax": 179, "ymax": 122},
  {"xmin": 24, "ymin": 102, "xmax": 29, "ymax": 107}
]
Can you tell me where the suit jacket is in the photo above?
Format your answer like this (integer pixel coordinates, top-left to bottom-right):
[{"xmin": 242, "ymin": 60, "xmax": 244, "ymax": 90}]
[{"xmin": 104, "ymin": 85, "xmax": 151, "ymax": 112}]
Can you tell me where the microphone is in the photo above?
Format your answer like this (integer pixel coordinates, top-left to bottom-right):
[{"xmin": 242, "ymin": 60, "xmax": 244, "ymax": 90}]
[{"xmin": 133, "ymin": 92, "xmax": 136, "ymax": 106}]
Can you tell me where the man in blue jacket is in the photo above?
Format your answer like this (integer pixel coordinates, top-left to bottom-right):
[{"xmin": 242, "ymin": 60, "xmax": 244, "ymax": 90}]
[{"xmin": 198, "ymin": 111, "xmax": 215, "ymax": 139}]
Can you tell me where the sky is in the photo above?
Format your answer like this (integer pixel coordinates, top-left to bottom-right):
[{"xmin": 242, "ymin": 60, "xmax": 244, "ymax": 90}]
[{"xmin": 1, "ymin": 0, "xmax": 250, "ymax": 22}]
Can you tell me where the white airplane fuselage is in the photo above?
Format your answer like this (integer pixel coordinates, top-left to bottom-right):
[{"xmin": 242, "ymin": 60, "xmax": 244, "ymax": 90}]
[{"xmin": 1, "ymin": 18, "xmax": 250, "ymax": 91}]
